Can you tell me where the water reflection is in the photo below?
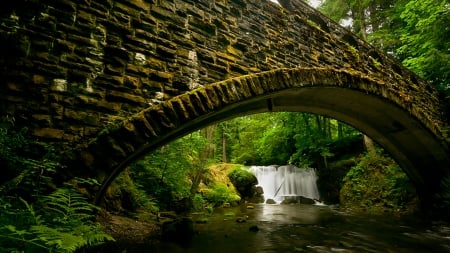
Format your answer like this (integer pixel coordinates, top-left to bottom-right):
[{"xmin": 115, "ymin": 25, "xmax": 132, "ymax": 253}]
[
  {"xmin": 98, "ymin": 204, "xmax": 450, "ymax": 253},
  {"xmin": 258, "ymin": 204, "xmax": 325, "ymax": 224}
]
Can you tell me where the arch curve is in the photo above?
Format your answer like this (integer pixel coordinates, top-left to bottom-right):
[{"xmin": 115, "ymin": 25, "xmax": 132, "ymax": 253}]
[{"xmin": 78, "ymin": 67, "xmax": 449, "ymax": 204}]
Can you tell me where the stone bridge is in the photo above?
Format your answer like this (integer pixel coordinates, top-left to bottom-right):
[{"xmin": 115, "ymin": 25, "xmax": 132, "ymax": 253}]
[{"xmin": 0, "ymin": 0, "xmax": 448, "ymax": 204}]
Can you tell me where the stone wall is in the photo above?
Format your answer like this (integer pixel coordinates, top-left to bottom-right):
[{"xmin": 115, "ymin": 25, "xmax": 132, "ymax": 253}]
[{"xmin": 0, "ymin": 0, "xmax": 444, "ymax": 151}]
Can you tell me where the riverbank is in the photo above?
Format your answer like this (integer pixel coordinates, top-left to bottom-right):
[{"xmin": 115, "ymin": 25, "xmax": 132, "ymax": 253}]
[{"xmin": 90, "ymin": 211, "xmax": 161, "ymax": 252}]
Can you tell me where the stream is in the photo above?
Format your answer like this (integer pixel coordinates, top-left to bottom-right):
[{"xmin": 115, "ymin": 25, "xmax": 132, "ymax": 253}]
[
  {"xmin": 133, "ymin": 204, "xmax": 450, "ymax": 253},
  {"xmin": 91, "ymin": 165, "xmax": 450, "ymax": 252}
]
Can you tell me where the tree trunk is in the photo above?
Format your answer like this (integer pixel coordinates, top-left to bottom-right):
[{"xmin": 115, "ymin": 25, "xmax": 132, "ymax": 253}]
[
  {"xmin": 338, "ymin": 122, "xmax": 344, "ymax": 138},
  {"xmin": 222, "ymin": 128, "xmax": 227, "ymax": 163},
  {"xmin": 363, "ymin": 134, "xmax": 376, "ymax": 155}
]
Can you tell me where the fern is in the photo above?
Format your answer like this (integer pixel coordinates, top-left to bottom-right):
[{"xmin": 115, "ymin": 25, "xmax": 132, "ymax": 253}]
[
  {"xmin": 0, "ymin": 188, "xmax": 114, "ymax": 253},
  {"xmin": 1, "ymin": 225, "xmax": 50, "ymax": 251},
  {"xmin": 30, "ymin": 224, "xmax": 111, "ymax": 252},
  {"xmin": 20, "ymin": 197, "xmax": 43, "ymax": 226},
  {"xmin": 42, "ymin": 188, "xmax": 99, "ymax": 225}
]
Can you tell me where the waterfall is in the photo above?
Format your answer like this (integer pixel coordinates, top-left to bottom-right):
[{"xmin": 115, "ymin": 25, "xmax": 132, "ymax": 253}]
[{"xmin": 250, "ymin": 165, "xmax": 320, "ymax": 203}]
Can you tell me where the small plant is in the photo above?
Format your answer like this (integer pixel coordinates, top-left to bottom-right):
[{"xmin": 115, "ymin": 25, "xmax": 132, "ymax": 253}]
[
  {"xmin": 224, "ymin": 211, "xmax": 235, "ymax": 217},
  {"xmin": 346, "ymin": 44, "xmax": 360, "ymax": 61},
  {"xmin": 192, "ymin": 194, "xmax": 205, "ymax": 212},
  {"xmin": 205, "ymin": 204, "xmax": 214, "ymax": 214},
  {"xmin": 370, "ymin": 56, "xmax": 383, "ymax": 70}
]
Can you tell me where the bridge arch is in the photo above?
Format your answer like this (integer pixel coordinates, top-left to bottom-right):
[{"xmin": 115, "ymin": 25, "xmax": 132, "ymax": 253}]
[{"xmin": 76, "ymin": 67, "xmax": 449, "ymax": 205}]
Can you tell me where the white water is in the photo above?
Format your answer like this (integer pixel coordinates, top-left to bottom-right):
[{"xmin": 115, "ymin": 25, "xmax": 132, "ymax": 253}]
[{"xmin": 250, "ymin": 165, "xmax": 320, "ymax": 203}]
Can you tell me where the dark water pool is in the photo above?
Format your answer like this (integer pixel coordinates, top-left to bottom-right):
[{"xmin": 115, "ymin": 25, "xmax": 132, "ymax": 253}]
[{"xmin": 95, "ymin": 204, "xmax": 450, "ymax": 253}]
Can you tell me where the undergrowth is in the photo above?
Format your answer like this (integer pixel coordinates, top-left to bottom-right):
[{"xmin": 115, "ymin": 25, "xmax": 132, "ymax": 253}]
[
  {"xmin": 0, "ymin": 116, "xmax": 114, "ymax": 252},
  {"xmin": 340, "ymin": 151, "xmax": 418, "ymax": 213},
  {"xmin": 0, "ymin": 187, "xmax": 114, "ymax": 252}
]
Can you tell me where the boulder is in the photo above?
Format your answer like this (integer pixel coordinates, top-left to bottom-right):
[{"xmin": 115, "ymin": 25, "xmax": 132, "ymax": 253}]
[
  {"xmin": 255, "ymin": 186, "xmax": 264, "ymax": 195},
  {"xmin": 266, "ymin": 199, "xmax": 277, "ymax": 204},
  {"xmin": 299, "ymin": 196, "xmax": 316, "ymax": 204},
  {"xmin": 249, "ymin": 225, "xmax": 260, "ymax": 232},
  {"xmin": 281, "ymin": 198, "xmax": 298, "ymax": 204}
]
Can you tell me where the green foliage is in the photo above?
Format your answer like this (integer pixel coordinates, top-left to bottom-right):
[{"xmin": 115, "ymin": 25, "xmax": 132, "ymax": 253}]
[
  {"xmin": 105, "ymin": 169, "xmax": 159, "ymax": 214},
  {"xmin": 129, "ymin": 130, "xmax": 219, "ymax": 212},
  {"xmin": 225, "ymin": 112, "xmax": 359, "ymax": 167},
  {"xmin": 320, "ymin": 0, "xmax": 449, "ymax": 101},
  {"xmin": 228, "ymin": 167, "xmax": 257, "ymax": 189},
  {"xmin": 0, "ymin": 118, "xmax": 114, "ymax": 252},
  {"xmin": 0, "ymin": 188, "xmax": 114, "ymax": 253},
  {"xmin": 192, "ymin": 194, "xmax": 206, "ymax": 212},
  {"xmin": 435, "ymin": 175, "xmax": 450, "ymax": 219},
  {"xmin": 202, "ymin": 184, "xmax": 240, "ymax": 206},
  {"xmin": 227, "ymin": 167, "xmax": 258, "ymax": 199},
  {"xmin": 396, "ymin": 0, "xmax": 450, "ymax": 89},
  {"xmin": 340, "ymin": 152, "xmax": 417, "ymax": 213},
  {"xmin": 0, "ymin": 122, "xmax": 60, "ymax": 199},
  {"xmin": 130, "ymin": 143, "xmax": 194, "ymax": 211}
]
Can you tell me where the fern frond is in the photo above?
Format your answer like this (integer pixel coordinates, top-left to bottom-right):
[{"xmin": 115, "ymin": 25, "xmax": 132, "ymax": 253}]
[
  {"xmin": 0, "ymin": 225, "xmax": 50, "ymax": 251},
  {"xmin": 30, "ymin": 225, "xmax": 85, "ymax": 253},
  {"xmin": 19, "ymin": 197, "xmax": 42, "ymax": 225},
  {"xmin": 42, "ymin": 188, "xmax": 97, "ymax": 222},
  {"xmin": 71, "ymin": 224, "xmax": 115, "ymax": 246}
]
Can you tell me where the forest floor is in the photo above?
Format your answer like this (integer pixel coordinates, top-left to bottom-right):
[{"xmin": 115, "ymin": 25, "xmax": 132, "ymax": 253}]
[{"xmin": 96, "ymin": 211, "xmax": 161, "ymax": 244}]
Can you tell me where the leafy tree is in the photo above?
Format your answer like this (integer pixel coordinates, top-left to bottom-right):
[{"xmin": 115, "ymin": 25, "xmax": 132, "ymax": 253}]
[
  {"xmin": 319, "ymin": 0, "xmax": 449, "ymax": 102},
  {"xmin": 396, "ymin": 0, "xmax": 450, "ymax": 91},
  {"xmin": 221, "ymin": 112, "xmax": 358, "ymax": 167},
  {"xmin": 130, "ymin": 129, "xmax": 231, "ymax": 212}
]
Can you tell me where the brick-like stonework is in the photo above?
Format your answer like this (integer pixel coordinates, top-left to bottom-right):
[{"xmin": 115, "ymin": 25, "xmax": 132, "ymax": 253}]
[{"xmin": 0, "ymin": 0, "xmax": 448, "ymax": 203}]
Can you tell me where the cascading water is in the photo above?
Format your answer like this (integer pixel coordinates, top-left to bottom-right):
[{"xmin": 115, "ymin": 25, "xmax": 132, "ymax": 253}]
[{"xmin": 250, "ymin": 165, "xmax": 320, "ymax": 203}]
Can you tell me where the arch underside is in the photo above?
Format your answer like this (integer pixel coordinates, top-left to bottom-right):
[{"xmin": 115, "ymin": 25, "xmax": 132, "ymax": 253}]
[
  {"xmin": 162, "ymin": 87, "xmax": 448, "ymax": 190},
  {"xmin": 91, "ymin": 68, "xmax": 449, "ymax": 203}
]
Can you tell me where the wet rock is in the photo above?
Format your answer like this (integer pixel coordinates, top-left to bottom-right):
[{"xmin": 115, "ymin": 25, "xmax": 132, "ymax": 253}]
[
  {"xmin": 249, "ymin": 225, "xmax": 259, "ymax": 232},
  {"xmin": 266, "ymin": 199, "xmax": 277, "ymax": 204},
  {"xmin": 281, "ymin": 198, "xmax": 298, "ymax": 204},
  {"xmin": 195, "ymin": 217, "xmax": 209, "ymax": 224},
  {"xmin": 299, "ymin": 196, "xmax": 316, "ymax": 205},
  {"xmin": 255, "ymin": 186, "xmax": 264, "ymax": 195},
  {"xmin": 158, "ymin": 211, "xmax": 178, "ymax": 219},
  {"xmin": 249, "ymin": 195, "xmax": 265, "ymax": 203},
  {"xmin": 236, "ymin": 217, "xmax": 247, "ymax": 223}
]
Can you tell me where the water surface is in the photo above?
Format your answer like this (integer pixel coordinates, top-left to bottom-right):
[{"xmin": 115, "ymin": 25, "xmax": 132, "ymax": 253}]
[{"xmin": 100, "ymin": 204, "xmax": 450, "ymax": 253}]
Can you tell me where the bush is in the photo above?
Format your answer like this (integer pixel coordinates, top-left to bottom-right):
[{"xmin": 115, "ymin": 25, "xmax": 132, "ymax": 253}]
[
  {"xmin": 340, "ymin": 152, "xmax": 418, "ymax": 213},
  {"xmin": 340, "ymin": 151, "xmax": 417, "ymax": 212},
  {"xmin": 203, "ymin": 183, "xmax": 240, "ymax": 206},
  {"xmin": 105, "ymin": 169, "xmax": 159, "ymax": 214},
  {"xmin": 227, "ymin": 167, "xmax": 258, "ymax": 199},
  {"xmin": 192, "ymin": 194, "xmax": 205, "ymax": 212}
]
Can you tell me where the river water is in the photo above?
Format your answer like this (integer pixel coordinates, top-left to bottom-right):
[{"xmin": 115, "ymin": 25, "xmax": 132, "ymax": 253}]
[{"xmin": 149, "ymin": 204, "xmax": 450, "ymax": 253}]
